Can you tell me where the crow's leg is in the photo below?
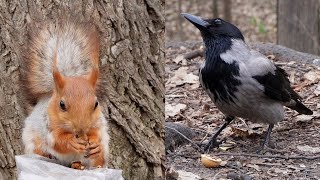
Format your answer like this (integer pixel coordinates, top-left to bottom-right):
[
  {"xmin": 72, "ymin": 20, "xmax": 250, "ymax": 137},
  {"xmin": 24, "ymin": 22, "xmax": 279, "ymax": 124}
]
[
  {"xmin": 204, "ymin": 116, "xmax": 234, "ymax": 152},
  {"xmin": 256, "ymin": 124, "xmax": 274, "ymax": 154}
]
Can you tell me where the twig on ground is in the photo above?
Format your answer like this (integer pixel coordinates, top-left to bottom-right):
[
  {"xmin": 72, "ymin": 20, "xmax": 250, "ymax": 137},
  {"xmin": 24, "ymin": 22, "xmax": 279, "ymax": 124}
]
[
  {"xmin": 254, "ymin": 162, "xmax": 282, "ymax": 167},
  {"xmin": 172, "ymin": 152, "xmax": 201, "ymax": 159},
  {"xmin": 178, "ymin": 113, "xmax": 194, "ymax": 128},
  {"xmin": 166, "ymin": 94, "xmax": 188, "ymax": 98},
  {"xmin": 215, "ymin": 152, "xmax": 320, "ymax": 160},
  {"xmin": 224, "ymin": 165, "xmax": 245, "ymax": 173},
  {"xmin": 212, "ymin": 169, "xmax": 232, "ymax": 180},
  {"xmin": 199, "ymin": 125, "xmax": 210, "ymax": 144},
  {"xmin": 264, "ymin": 147, "xmax": 287, "ymax": 154},
  {"xmin": 166, "ymin": 126, "xmax": 204, "ymax": 153}
]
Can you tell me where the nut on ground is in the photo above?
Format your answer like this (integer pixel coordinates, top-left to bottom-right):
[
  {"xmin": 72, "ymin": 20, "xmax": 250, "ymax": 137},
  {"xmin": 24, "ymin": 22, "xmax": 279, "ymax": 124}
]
[{"xmin": 200, "ymin": 154, "xmax": 222, "ymax": 168}]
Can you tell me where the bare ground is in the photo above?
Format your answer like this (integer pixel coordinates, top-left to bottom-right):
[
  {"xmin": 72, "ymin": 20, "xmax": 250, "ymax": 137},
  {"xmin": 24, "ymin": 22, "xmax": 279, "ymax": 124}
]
[{"xmin": 165, "ymin": 42, "xmax": 320, "ymax": 179}]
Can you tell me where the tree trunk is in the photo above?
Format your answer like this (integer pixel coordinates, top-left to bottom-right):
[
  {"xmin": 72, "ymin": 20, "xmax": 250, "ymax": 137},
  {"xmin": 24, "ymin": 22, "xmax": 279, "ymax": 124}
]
[
  {"xmin": 277, "ymin": 0, "xmax": 320, "ymax": 55},
  {"xmin": 0, "ymin": 1, "xmax": 165, "ymax": 180},
  {"xmin": 222, "ymin": 0, "xmax": 231, "ymax": 22}
]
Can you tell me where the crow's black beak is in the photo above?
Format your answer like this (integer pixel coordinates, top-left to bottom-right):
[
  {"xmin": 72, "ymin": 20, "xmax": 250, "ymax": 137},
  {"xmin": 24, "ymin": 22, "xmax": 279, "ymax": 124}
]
[{"xmin": 181, "ymin": 13, "xmax": 209, "ymax": 29}]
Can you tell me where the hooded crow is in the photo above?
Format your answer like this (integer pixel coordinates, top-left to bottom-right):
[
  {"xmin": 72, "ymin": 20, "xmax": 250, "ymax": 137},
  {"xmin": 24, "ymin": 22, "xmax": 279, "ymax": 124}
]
[{"xmin": 181, "ymin": 13, "xmax": 313, "ymax": 152}]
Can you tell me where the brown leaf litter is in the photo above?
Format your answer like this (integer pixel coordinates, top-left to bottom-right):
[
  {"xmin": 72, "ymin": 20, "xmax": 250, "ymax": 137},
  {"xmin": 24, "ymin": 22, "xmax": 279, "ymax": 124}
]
[{"xmin": 165, "ymin": 42, "xmax": 320, "ymax": 179}]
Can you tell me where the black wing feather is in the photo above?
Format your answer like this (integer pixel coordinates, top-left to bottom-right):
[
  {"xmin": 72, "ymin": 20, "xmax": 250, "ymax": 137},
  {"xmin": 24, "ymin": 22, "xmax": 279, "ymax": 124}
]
[
  {"xmin": 253, "ymin": 66, "xmax": 298, "ymax": 102},
  {"xmin": 253, "ymin": 66, "xmax": 312, "ymax": 115}
]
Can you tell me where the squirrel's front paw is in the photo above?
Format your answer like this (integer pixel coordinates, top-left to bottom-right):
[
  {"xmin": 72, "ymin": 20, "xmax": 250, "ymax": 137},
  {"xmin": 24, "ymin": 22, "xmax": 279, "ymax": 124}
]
[
  {"xmin": 68, "ymin": 137, "xmax": 87, "ymax": 153},
  {"xmin": 85, "ymin": 139, "xmax": 101, "ymax": 158},
  {"xmin": 86, "ymin": 134, "xmax": 105, "ymax": 167}
]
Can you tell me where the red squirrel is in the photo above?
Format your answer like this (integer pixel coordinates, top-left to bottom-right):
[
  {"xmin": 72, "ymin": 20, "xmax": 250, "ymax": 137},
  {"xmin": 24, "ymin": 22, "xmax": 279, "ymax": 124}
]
[{"xmin": 21, "ymin": 18, "xmax": 109, "ymax": 169}]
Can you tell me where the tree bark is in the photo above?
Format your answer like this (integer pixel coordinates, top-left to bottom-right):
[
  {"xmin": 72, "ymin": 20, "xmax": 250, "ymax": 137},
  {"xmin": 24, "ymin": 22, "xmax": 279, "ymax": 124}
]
[
  {"xmin": 277, "ymin": 0, "xmax": 320, "ymax": 55},
  {"xmin": 0, "ymin": 1, "xmax": 165, "ymax": 180}
]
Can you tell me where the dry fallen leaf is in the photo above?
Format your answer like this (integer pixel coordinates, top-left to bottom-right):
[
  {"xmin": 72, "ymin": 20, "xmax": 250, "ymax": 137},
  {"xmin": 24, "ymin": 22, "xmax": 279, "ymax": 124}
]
[
  {"xmin": 176, "ymin": 170, "xmax": 202, "ymax": 180},
  {"xmin": 220, "ymin": 160, "xmax": 228, "ymax": 166},
  {"xmin": 202, "ymin": 103, "xmax": 210, "ymax": 112},
  {"xmin": 287, "ymin": 165, "xmax": 302, "ymax": 171},
  {"xmin": 287, "ymin": 61, "xmax": 296, "ymax": 65},
  {"xmin": 221, "ymin": 126, "xmax": 234, "ymax": 137},
  {"xmin": 231, "ymin": 125, "xmax": 263, "ymax": 138},
  {"xmin": 173, "ymin": 55, "xmax": 184, "ymax": 64},
  {"xmin": 189, "ymin": 83, "xmax": 200, "ymax": 89},
  {"xmin": 314, "ymin": 84, "xmax": 320, "ymax": 96},
  {"xmin": 303, "ymin": 71, "xmax": 320, "ymax": 83},
  {"xmin": 165, "ymin": 103, "xmax": 187, "ymax": 118},
  {"xmin": 267, "ymin": 54, "xmax": 275, "ymax": 60},
  {"xmin": 168, "ymin": 67, "xmax": 199, "ymax": 86},
  {"xmin": 297, "ymin": 145, "xmax": 320, "ymax": 153},
  {"xmin": 219, "ymin": 140, "xmax": 236, "ymax": 151},
  {"xmin": 293, "ymin": 81, "xmax": 309, "ymax": 91},
  {"xmin": 245, "ymin": 164, "xmax": 261, "ymax": 171},
  {"xmin": 295, "ymin": 115, "xmax": 314, "ymax": 123},
  {"xmin": 273, "ymin": 168, "xmax": 289, "ymax": 174},
  {"xmin": 289, "ymin": 71, "xmax": 295, "ymax": 84},
  {"xmin": 248, "ymin": 123, "xmax": 264, "ymax": 129},
  {"xmin": 231, "ymin": 126, "xmax": 250, "ymax": 137},
  {"xmin": 299, "ymin": 164, "xmax": 306, "ymax": 168}
]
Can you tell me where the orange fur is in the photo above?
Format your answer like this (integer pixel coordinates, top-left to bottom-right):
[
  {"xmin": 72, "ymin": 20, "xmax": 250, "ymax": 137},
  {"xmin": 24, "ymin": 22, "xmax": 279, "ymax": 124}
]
[
  {"xmin": 91, "ymin": 150, "xmax": 105, "ymax": 167},
  {"xmin": 48, "ymin": 75, "xmax": 104, "ymax": 166},
  {"xmin": 47, "ymin": 27, "xmax": 102, "ymax": 160},
  {"xmin": 22, "ymin": 18, "xmax": 108, "ymax": 168},
  {"xmin": 87, "ymin": 128, "xmax": 105, "ymax": 167},
  {"xmin": 33, "ymin": 136, "xmax": 51, "ymax": 158}
]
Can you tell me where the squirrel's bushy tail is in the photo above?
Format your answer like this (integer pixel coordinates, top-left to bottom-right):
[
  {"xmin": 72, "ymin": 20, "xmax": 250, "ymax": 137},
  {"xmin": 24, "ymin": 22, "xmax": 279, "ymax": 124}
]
[{"xmin": 20, "ymin": 17, "xmax": 100, "ymax": 104}]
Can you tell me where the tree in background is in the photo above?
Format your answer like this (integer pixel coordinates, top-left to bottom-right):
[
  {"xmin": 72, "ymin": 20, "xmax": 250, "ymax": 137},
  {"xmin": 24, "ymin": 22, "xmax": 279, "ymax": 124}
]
[{"xmin": 278, "ymin": 0, "xmax": 320, "ymax": 55}]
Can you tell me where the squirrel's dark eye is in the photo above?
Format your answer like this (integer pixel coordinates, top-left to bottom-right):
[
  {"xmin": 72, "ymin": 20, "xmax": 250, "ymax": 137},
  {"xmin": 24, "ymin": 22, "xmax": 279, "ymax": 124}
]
[
  {"xmin": 94, "ymin": 100, "xmax": 99, "ymax": 110},
  {"xmin": 60, "ymin": 100, "xmax": 67, "ymax": 111},
  {"xmin": 214, "ymin": 19, "xmax": 222, "ymax": 25}
]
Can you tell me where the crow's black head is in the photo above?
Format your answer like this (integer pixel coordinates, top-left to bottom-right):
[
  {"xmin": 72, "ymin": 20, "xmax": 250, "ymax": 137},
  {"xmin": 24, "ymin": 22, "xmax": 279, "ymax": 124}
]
[{"xmin": 181, "ymin": 13, "xmax": 244, "ymax": 41}]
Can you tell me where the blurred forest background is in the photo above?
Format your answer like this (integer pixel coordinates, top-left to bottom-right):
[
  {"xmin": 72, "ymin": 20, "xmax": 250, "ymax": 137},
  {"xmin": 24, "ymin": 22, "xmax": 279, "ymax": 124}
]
[
  {"xmin": 166, "ymin": 0, "xmax": 277, "ymax": 42},
  {"xmin": 166, "ymin": 0, "xmax": 320, "ymax": 55}
]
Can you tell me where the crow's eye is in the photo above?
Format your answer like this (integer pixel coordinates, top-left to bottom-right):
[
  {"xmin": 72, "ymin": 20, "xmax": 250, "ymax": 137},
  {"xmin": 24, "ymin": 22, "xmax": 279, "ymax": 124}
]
[
  {"xmin": 94, "ymin": 100, "xmax": 99, "ymax": 110},
  {"xmin": 60, "ymin": 100, "xmax": 67, "ymax": 111},
  {"xmin": 214, "ymin": 19, "xmax": 222, "ymax": 25}
]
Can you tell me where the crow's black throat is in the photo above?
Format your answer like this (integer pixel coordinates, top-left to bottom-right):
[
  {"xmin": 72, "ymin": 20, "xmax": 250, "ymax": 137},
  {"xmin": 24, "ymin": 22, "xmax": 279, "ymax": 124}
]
[{"xmin": 201, "ymin": 37, "xmax": 242, "ymax": 103}]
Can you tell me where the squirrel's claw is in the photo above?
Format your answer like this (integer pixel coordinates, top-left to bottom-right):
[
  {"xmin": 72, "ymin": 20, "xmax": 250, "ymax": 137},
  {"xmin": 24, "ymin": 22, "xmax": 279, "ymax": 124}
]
[
  {"xmin": 69, "ymin": 138, "xmax": 87, "ymax": 153},
  {"xmin": 76, "ymin": 138, "xmax": 88, "ymax": 146},
  {"xmin": 85, "ymin": 142, "xmax": 101, "ymax": 158}
]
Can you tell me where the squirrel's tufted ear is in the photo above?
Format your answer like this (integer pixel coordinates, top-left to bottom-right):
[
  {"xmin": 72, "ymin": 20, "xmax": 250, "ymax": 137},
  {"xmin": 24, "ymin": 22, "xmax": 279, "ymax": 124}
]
[
  {"xmin": 87, "ymin": 26, "xmax": 100, "ymax": 89},
  {"xmin": 53, "ymin": 67, "xmax": 65, "ymax": 91},
  {"xmin": 87, "ymin": 68, "xmax": 99, "ymax": 88},
  {"xmin": 86, "ymin": 28, "xmax": 100, "ymax": 89},
  {"xmin": 52, "ymin": 47, "xmax": 65, "ymax": 92}
]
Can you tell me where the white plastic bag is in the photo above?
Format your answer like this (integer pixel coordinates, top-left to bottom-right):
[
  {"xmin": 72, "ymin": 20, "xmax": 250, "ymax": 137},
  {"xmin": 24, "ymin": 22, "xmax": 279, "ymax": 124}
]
[{"xmin": 15, "ymin": 155, "xmax": 124, "ymax": 180}]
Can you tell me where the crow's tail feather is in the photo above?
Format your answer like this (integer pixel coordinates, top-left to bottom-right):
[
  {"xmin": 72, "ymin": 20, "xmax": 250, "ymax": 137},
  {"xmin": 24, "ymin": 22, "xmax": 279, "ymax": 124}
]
[{"xmin": 288, "ymin": 100, "xmax": 313, "ymax": 115}]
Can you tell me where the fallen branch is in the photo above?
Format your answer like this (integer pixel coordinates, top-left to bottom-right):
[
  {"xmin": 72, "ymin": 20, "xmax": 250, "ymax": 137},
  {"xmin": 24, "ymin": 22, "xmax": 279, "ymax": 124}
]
[
  {"xmin": 184, "ymin": 49, "xmax": 204, "ymax": 60},
  {"xmin": 251, "ymin": 42, "xmax": 320, "ymax": 64},
  {"xmin": 168, "ymin": 150, "xmax": 320, "ymax": 161},
  {"xmin": 215, "ymin": 152, "xmax": 320, "ymax": 160},
  {"xmin": 174, "ymin": 41, "xmax": 320, "ymax": 65},
  {"xmin": 165, "ymin": 126, "xmax": 203, "ymax": 153}
]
